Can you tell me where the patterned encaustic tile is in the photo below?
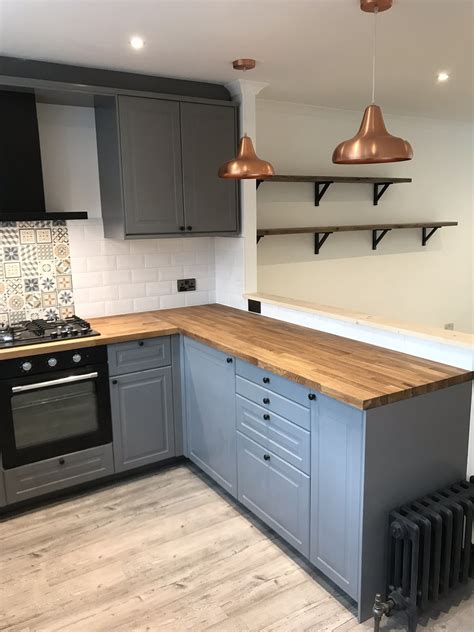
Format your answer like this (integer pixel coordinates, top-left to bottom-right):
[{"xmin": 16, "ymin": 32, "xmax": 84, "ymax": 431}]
[{"xmin": 0, "ymin": 221, "xmax": 75, "ymax": 325}]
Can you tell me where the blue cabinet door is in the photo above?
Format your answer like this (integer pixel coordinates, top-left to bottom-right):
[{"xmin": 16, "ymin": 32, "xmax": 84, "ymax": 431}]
[
  {"xmin": 183, "ymin": 337, "xmax": 237, "ymax": 496},
  {"xmin": 110, "ymin": 367, "xmax": 175, "ymax": 472},
  {"xmin": 237, "ymin": 432, "xmax": 310, "ymax": 557},
  {"xmin": 309, "ymin": 394, "xmax": 364, "ymax": 601}
]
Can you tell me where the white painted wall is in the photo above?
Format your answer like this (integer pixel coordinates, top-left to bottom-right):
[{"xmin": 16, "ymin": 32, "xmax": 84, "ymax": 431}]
[
  {"xmin": 256, "ymin": 100, "xmax": 474, "ymax": 334},
  {"xmin": 37, "ymin": 103, "xmax": 217, "ymax": 317}
]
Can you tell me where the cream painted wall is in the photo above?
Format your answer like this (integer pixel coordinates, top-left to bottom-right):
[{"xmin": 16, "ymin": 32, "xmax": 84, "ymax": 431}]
[{"xmin": 256, "ymin": 100, "xmax": 474, "ymax": 334}]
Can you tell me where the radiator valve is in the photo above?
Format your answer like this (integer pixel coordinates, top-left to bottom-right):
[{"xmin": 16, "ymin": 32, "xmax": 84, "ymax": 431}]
[{"xmin": 373, "ymin": 594, "xmax": 394, "ymax": 631}]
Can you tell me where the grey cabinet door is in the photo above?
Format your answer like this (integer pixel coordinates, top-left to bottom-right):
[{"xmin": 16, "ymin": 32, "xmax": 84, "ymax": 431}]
[
  {"xmin": 309, "ymin": 394, "xmax": 364, "ymax": 601},
  {"xmin": 183, "ymin": 337, "xmax": 237, "ymax": 496},
  {"xmin": 118, "ymin": 96, "xmax": 184, "ymax": 235},
  {"xmin": 110, "ymin": 367, "xmax": 175, "ymax": 472},
  {"xmin": 180, "ymin": 102, "xmax": 239, "ymax": 234},
  {"xmin": 237, "ymin": 432, "xmax": 310, "ymax": 557}
]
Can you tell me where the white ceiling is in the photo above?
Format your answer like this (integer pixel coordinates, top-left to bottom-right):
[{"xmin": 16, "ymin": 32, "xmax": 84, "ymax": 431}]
[{"xmin": 1, "ymin": 0, "xmax": 473, "ymax": 120}]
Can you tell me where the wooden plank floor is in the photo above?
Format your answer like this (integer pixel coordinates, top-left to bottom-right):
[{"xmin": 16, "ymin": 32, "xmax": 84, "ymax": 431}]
[{"xmin": 0, "ymin": 463, "xmax": 472, "ymax": 631}]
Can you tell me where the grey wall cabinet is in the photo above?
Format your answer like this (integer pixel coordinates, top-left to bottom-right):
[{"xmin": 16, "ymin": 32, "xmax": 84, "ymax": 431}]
[
  {"xmin": 119, "ymin": 97, "xmax": 185, "ymax": 235},
  {"xmin": 180, "ymin": 102, "xmax": 238, "ymax": 233},
  {"xmin": 110, "ymin": 367, "xmax": 175, "ymax": 472},
  {"xmin": 95, "ymin": 94, "xmax": 239, "ymax": 239},
  {"xmin": 183, "ymin": 337, "xmax": 237, "ymax": 496}
]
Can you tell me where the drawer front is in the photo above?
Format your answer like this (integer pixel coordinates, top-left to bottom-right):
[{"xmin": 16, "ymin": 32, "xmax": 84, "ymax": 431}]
[
  {"xmin": 4, "ymin": 444, "xmax": 114, "ymax": 504},
  {"xmin": 108, "ymin": 336, "xmax": 171, "ymax": 375},
  {"xmin": 237, "ymin": 432, "xmax": 310, "ymax": 557},
  {"xmin": 236, "ymin": 359, "xmax": 310, "ymax": 407},
  {"xmin": 236, "ymin": 395, "xmax": 310, "ymax": 474},
  {"xmin": 236, "ymin": 376, "xmax": 310, "ymax": 431}
]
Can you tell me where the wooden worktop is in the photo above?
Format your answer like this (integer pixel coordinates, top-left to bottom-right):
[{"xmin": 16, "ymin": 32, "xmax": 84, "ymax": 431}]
[{"xmin": 0, "ymin": 305, "xmax": 471, "ymax": 410}]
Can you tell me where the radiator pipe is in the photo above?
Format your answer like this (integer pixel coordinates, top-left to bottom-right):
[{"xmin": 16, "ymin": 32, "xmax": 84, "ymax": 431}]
[{"xmin": 373, "ymin": 593, "xmax": 395, "ymax": 632}]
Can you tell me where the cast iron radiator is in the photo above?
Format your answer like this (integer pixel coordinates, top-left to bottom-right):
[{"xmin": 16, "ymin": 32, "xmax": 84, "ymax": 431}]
[{"xmin": 373, "ymin": 478, "xmax": 474, "ymax": 632}]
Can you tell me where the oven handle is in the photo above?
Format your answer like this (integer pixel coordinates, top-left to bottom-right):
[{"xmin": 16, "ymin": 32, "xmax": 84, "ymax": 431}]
[{"xmin": 11, "ymin": 372, "xmax": 99, "ymax": 393}]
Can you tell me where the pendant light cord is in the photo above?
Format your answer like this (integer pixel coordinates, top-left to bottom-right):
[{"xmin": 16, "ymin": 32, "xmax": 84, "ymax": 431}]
[{"xmin": 372, "ymin": 7, "xmax": 378, "ymax": 104}]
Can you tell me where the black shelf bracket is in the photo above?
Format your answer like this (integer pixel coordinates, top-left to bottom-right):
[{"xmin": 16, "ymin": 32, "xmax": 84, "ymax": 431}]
[
  {"xmin": 314, "ymin": 231, "xmax": 333, "ymax": 255},
  {"xmin": 256, "ymin": 234, "xmax": 263, "ymax": 244},
  {"xmin": 422, "ymin": 227, "xmax": 440, "ymax": 246},
  {"xmin": 373, "ymin": 182, "xmax": 392, "ymax": 206},
  {"xmin": 372, "ymin": 228, "xmax": 391, "ymax": 250},
  {"xmin": 256, "ymin": 179, "xmax": 263, "ymax": 189},
  {"xmin": 314, "ymin": 181, "xmax": 333, "ymax": 206}
]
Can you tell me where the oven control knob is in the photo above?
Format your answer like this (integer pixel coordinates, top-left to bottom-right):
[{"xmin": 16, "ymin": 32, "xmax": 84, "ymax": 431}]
[
  {"xmin": 21, "ymin": 361, "xmax": 32, "ymax": 372},
  {"xmin": 72, "ymin": 353, "xmax": 82, "ymax": 364},
  {"xmin": 47, "ymin": 357, "xmax": 58, "ymax": 368}
]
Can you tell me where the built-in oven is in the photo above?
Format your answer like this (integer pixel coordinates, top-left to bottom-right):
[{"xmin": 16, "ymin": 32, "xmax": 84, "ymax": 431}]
[{"xmin": 0, "ymin": 346, "xmax": 112, "ymax": 469}]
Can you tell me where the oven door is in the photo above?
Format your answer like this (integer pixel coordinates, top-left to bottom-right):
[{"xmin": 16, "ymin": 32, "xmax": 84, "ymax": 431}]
[{"xmin": 0, "ymin": 365, "xmax": 112, "ymax": 469}]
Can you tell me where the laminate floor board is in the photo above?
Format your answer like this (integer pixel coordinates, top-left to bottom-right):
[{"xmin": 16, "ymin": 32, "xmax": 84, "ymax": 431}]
[{"xmin": 0, "ymin": 463, "xmax": 472, "ymax": 632}]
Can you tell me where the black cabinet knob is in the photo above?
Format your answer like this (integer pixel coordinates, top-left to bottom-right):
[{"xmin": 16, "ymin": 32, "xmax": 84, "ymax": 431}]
[
  {"xmin": 187, "ymin": 225, "xmax": 193, "ymax": 231},
  {"xmin": 263, "ymin": 454, "xmax": 271, "ymax": 461},
  {"xmin": 308, "ymin": 393, "xmax": 316, "ymax": 401},
  {"xmin": 179, "ymin": 226, "xmax": 185, "ymax": 231},
  {"xmin": 263, "ymin": 377, "xmax": 270, "ymax": 384},
  {"xmin": 263, "ymin": 397, "xmax": 270, "ymax": 405},
  {"xmin": 138, "ymin": 341, "xmax": 144, "ymax": 347},
  {"xmin": 226, "ymin": 357, "xmax": 233, "ymax": 363},
  {"xmin": 112, "ymin": 379, "xmax": 118, "ymax": 385},
  {"xmin": 59, "ymin": 458, "xmax": 65, "ymax": 465},
  {"xmin": 263, "ymin": 414, "xmax": 270, "ymax": 421}
]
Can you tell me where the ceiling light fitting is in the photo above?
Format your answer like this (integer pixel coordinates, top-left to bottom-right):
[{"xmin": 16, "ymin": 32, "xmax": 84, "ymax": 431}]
[
  {"xmin": 332, "ymin": 0, "xmax": 413, "ymax": 164},
  {"xmin": 218, "ymin": 134, "xmax": 275, "ymax": 180},
  {"xmin": 130, "ymin": 36, "xmax": 145, "ymax": 50},
  {"xmin": 232, "ymin": 59, "xmax": 256, "ymax": 71},
  {"xmin": 218, "ymin": 59, "xmax": 274, "ymax": 180},
  {"xmin": 437, "ymin": 72, "xmax": 449, "ymax": 83}
]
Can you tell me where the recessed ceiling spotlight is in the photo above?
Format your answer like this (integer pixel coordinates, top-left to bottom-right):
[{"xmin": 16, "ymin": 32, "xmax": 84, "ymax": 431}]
[
  {"xmin": 130, "ymin": 36, "xmax": 145, "ymax": 50},
  {"xmin": 437, "ymin": 71, "xmax": 449, "ymax": 83}
]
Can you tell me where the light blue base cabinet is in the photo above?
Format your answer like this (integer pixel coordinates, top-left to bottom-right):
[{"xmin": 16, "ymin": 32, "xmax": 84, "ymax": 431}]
[
  {"xmin": 183, "ymin": 337, "xmax": 237, "ymax": 496},
  {"xmin": 237, "ymin": 432, "xmax": 310, "ymax": 556},
  {"xmin": 108, "ymin": 337, "xmax": 176, "ymax": 473},
  {"xmin": 309, "ymin": 394, "xmax": 364, "ymax": 601}
]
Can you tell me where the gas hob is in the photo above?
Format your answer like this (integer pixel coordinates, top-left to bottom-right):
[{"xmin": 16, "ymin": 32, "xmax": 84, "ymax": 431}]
[{"xmin": 0, "ymin": 316, "xmax": 99, "ymax": 349}]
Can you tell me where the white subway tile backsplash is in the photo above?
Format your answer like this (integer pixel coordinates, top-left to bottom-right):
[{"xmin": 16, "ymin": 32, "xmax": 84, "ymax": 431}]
[
  {"xmin": 145, "ymin": 281, "xmax": 173, "ymax": 296},
  {"xmin": 118, "ymin": 283, "xmax": 146, "ymax": 299},
  {"xmin": 158, "ymin": 266, "xmax": 184, "ymax": 281},
  {"xmin": 133, "ymin": 296, "xmax": 160, "ymax": 312},
  {"xmin": 144, "ymin": 253, "xmax": 173, "ymax": 268},
  {"xmin": 131, "ymin": 268, "xmax": 159, "ymax": 282},
  {"xmin": 69, "ymin": 220, "xmax": 219, "ymax": 318},
  {"xmin": 86, "ymin": 255, "xmax": 117, "ymax": 272},
  {"xmin": 160, "ymin": 293, "xmax": 186, "ymax": 309},
  {"xmin": 117, "ymin": 254, "xmax": 145, "ymax": 269}
]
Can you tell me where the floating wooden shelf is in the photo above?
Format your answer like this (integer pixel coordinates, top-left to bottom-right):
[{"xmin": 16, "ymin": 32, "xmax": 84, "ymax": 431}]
[
  {"xmin": 256, "ymin": 175, "xmax": 412, "ymax": 206},
  {"xmin": 256, "ymin": 222, "xmax": 458, "ymax": 254}
]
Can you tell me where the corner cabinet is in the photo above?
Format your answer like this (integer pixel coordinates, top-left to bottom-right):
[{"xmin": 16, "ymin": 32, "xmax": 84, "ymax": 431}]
[
  {"xmin": 183, "ymin": 337, "xmax": 237, "ymax": 496},
  {"xmin": 95, "ymin": 94, "xmax": 239, "ymax": 239}
]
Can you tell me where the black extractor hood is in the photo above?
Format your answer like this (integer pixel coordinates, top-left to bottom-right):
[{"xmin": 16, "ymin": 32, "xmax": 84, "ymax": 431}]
[{"xmin": 0, "ymin": 90, "xmax": 87, "ymax": 221}]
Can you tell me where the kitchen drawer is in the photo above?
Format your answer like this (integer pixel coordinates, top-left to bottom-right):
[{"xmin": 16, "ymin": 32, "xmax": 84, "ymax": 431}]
[
  {"xmin": 3, "ymin": 444, "xmax": 114, "ymax": 505},
  {"xmin": 108, "ymin": 336, "xmax": 171, "ymax": 375},
  {"xmin": 236, "ymin": 376, "xmax": 310, "ymax": 431},
  {"xmin": 236, "ymin": 395, "xmax": 310, "ymax": 474},
  {"xmin": 237, "ymin": 432, "xmax": 310, "ymax": 557},
  {"xmin": 236, "ymin": 359, "xmax": 310, "ymax": 407}
]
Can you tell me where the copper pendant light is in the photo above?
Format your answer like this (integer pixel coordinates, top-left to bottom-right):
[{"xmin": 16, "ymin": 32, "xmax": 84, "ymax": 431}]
[
  {"xmin": 332, "ymin": 0, "xmax": 413, "ymax": 164},
  {"xmin": 218, "ymin": 134, "xmax": 275, "ymax": 180}
]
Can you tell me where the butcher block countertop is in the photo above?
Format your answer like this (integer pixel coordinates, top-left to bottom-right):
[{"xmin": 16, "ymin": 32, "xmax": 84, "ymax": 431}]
[{"xmin": 0, "ymin": 304, "xmax": 472, "ymax": 410}]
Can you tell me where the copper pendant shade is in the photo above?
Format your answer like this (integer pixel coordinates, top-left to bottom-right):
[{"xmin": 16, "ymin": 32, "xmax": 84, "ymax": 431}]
[
  {"xmin": 218, "ymin": 135, "xmax": 275, "ymax": 180},
  {"xmin": 332, "ymin": 105, "xmax": 413, "ymax": 164},
  {"xmin": 332, "ymin": 0, "xmax": 413, "ymax": 165}
]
